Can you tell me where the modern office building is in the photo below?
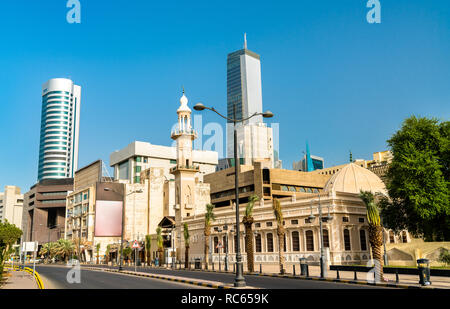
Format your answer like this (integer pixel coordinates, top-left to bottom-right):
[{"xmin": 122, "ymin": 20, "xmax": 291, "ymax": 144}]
[
  {"xmin": 38, "ymin": 78, "xmax": 81, "ymax": 181},
  {"xmin": 110, "ymin": 141, "xmax": 218, "ymax": 184},
  {"xmin": 226, "ymin": 35, "xmax": 263, "ymax": 125},
  {"xmin": 226, "ymin": 36, "xmax": 278, "ymax": 168},
  {"xmin": 21, "ymin": 178, "xmax": 73, "ymax": 244},
  {"xmin": 0, "ymin": 186, "xmax": 24, "ymax": 227}
]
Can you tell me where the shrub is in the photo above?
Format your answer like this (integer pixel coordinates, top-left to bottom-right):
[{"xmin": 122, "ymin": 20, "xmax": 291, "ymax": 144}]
[{"xmin": 439, "ymin": 248, "xmax": 450, "ymax": 265}]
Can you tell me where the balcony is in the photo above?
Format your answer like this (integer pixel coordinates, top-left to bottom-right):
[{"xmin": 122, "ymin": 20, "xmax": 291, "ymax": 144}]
[
  {"xmin": 170, "ymin": 128, "xmax": 198, "ymax": 139},
  {"xmin": 170, "ymin": 164, "xmax": 200, "ymax": 173}
]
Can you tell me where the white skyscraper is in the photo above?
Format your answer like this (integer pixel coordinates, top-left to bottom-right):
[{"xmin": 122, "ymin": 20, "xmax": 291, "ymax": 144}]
[{"xmin": 38, "ymin": 78, "xmax": 81, "ymax": 181}]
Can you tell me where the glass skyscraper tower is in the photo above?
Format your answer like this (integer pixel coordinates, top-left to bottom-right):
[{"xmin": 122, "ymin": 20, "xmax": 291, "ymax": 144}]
[
  {"xmin": 226, "ymin": 37, "xmax": 263, "ymax": 124},
  {"xmin": 38, "ymin": 78, "xmax": 81, "ymax": 181}
]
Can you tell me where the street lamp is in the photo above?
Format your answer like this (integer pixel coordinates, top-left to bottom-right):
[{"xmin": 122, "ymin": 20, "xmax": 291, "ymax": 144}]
[
  {"xmin": 308, "ymin": 194, "xmax": 333, "ymax": 278},
  {"xmin": 104, "ymin": 187, "xmax": 143, "ymax": 271},
  {"xmin": 194, "ymin": 102, "xmax": 273, "ymax": 287}
]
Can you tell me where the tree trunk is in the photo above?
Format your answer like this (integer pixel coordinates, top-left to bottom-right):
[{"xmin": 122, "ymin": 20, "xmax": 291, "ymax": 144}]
[
  {"xmin": 204, "ymin": 228, "xmax": 210, "ymax": 270},
  {"xmin": 185, "ymin": 246, "xmax": 189, "ymax": 268},
  {"xmin": 277, "ymin": 229, "xmax": 286, "ymax": 274},
  {"xmin": 158, "ymin": 248, "xmax": 164, "ymax": 266},
  {"xmin": 243, "ymin": 218, "xmax": 254, "ymax": 272},
  {"xmin": 369, "ymin": 225, "xmax": 384, "ymax": 281}
]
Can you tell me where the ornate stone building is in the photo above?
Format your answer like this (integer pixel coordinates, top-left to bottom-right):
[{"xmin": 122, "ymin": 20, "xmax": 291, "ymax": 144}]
[{"xmin": 181, "ymin": 163, "xmax": 409, "ymax": 267}]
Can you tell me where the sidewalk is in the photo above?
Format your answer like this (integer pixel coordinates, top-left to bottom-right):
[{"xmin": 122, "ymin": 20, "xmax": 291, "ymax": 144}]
[
  {"xmin": 202, "ymin": 262, "xmax": 449, "ymax": 289},
  {"xmin": 1, "ymin": 270, "xmax": 39, "ymax": 289}
]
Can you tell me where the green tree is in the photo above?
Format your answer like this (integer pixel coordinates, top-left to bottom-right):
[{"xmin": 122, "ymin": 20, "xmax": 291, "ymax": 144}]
[
  {"xmin": 204, "ymin": 203, "xmax": 215, "ymax": 270},
  {"xmin": 96, "ymin": 243, "xmax": 101, "ymax": 264},
  {"xmin": 439, "ymin": 248, "xmax": 450, "ymax": 266},
  {"xmin": 272, "ymin": 198, "xmax": 286, "ymax": 274},
  {"xmin": 145, "ymin": 235, "xmax": 152, "ymax": 266},
  {"xmin": 0, "ymin": 220, "xmax": 22, "ymax": 267},
  {"xmin": 380, "ymin": 116, "xmax": 450, "ymax": 241},
  {"xmin": 360, "ymin": 191, "xmax": 384, "ymax": 281},
  {"xmin": 54, "ymin": 239, "xmax": 75, "ymax": 262},
  {"xmin": 243, "ymin": 194, "xmax": 259, "ymax": 272},
  {"xmin": 183, "ymin": 223, "xmax": 190, "ymax": 268}
]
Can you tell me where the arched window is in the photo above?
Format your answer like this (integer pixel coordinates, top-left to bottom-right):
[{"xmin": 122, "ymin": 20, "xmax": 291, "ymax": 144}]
[
  {"xmin": 359, "ymin": 229, "xmax": 367, "ymax": 251},
  {"xmin": 292, "ymin": 231, "xmax": 300, "ymax": 251},
  {"xmin": 213, "ymin": 237, "xmax": 219, "ymax": 253},
  {"xmin": 323, "ymin": 229, "xmax": 329, "ymax": 248},
  {"xmin": 344, "ymin": 229, "xmax": 351, "ymax": 251},
  {"xmin": 306, "ymin": 230, "xmax": 314, "ymax": 251},
  {"xmin": 402, "ymin": 231, "xmax": 408, "ymax": 243},
  {"xmin": 255, "ymin": 234, "xmax": 262, "ymax": 253},
  {"xmin": 223, "ymin": 236, "xmax": 227, "ymax": 253},
  {"xmin": 389, "ymin": 231, "xmax": 395, "ymax": 243},
  {"xmin": 267, "ymin": 233, "xmax": 274, "ymax": 252}
]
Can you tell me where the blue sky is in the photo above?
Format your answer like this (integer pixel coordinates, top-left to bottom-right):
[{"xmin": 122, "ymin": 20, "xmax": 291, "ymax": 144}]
[{"xmin": 0, "ymin": 0, "xmax": 449, "ymax": 192}]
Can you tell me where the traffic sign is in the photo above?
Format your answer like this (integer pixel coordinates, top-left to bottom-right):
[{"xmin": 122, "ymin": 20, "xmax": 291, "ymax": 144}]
[{"xmin": 132, "ymin": 240, "xmax": 140, "ymax": 249}]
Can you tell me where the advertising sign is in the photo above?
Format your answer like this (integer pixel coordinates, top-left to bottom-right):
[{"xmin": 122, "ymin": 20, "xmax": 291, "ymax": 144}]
[{"xmin": 94, "ymin": 200, "xmax": 123, "ymax": 237}]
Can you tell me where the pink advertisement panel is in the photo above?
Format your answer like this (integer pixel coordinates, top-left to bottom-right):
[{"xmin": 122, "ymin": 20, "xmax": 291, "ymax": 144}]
[{"xmin": 94, "ymin": 200, "xmax": 123, "ymax": 237}]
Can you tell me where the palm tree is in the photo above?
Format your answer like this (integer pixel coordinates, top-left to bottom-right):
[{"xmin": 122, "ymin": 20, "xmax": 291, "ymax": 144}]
[
  {"xmin": 272, "ymin": 198, "xmax": 286, "ymax": 274},
  {"xmin": 204, "ymin": 203, "xmax": 215, "ymax": 270},
  {"xmin": 123, "ymin": 247, "xmax": 133, "ymax": 264},
  {"xmin": 55, "ymin": 239, "xmax": 74, "ymax": 262},
  {"xmin": 156, "ymin": 227, "xmax": 164, "ymax": 266},
  {"xmin": 360, "ymin": 190, "xmax": 384, "ymax": 281},
  {"xmin": 96, "ymin": 243, "xmax": 101, "ymax": 264},
  {"xmin": 145, "ymin": 235, "xmax": 152, "ymax": 266},
  {"xmin": 243, "ymin": 194, "xmax": 259, "ymax": 272},
  {"xmin": 105, "ymin": 244, "xmax": 111, "ymax": 264},
  {"xmin": 183, "ymin": 223, "xmax": 190, "ymax": 268}
]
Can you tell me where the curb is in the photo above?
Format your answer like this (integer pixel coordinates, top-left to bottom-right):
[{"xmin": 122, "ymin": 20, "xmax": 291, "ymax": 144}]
[
  {"xmin": 82, "ymin": 266, "xmax": 234, "ymax": 289},
  {"xmin": 4, "ymin": 265, "xmax": 45, "ymax": 289}
]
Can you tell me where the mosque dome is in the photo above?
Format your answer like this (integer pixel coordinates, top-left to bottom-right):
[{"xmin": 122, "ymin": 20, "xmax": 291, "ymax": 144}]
[
  {"xmin": 177, "ymin": 92, "xmax": 191, "ymax": 112},
  {"xmin": 323, "ymin": 163, "xmax": 387, "ymax": 195}
]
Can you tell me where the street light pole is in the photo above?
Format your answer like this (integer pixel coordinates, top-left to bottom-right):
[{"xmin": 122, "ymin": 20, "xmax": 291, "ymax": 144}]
[
  {"xmin": 318, "ymin": 195, "xmax": 326, "ymax": 279},
  {"xmin": 193, "ymin": 101, "xmax": 273, "ymax": 288}
]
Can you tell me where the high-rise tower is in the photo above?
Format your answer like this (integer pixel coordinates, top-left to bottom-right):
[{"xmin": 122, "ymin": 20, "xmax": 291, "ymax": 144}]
[
  {"xmin": 38, "ymin": 78, "xmax": 81, "ymax": 181},
  {"xmin": 226, "ymin": 34, "xmax": 263, "ymax": 125}
]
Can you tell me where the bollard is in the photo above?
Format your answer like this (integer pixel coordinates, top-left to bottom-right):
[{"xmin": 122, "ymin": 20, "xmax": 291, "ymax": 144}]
[
  {"xmin": 336, "ymin": 270, "xmax": 340, "ymax": 280},
  {"xmin": 395, "ymin": 269, "xmax": 399, "ymax": 283},
  {"xmin": 293, "ymin": 265, "xmax": 296, "ymax": 276},
  {"xmin": 354, "ymin": 271, "xmax": 357, "ymax": 281},
  {"xmin": 260, "ymin": 264, "xmax": 262, "ymax": 274}
]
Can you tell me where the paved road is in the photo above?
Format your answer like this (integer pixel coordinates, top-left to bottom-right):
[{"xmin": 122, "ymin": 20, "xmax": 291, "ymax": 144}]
[
  {"xmin": 83, "ymin": 265, "xmax": 387, "ymax": 289},
  {"xmin": 35, "ymin": 265, "xmax": 206, "ymax": 289}
]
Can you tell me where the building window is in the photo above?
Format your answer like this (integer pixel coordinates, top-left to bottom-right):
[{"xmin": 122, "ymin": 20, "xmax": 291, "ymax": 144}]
[
  {"xmin": 360, "ymin": 230, "xmax": 367, "ymax": 251},
  {"xmin": 306, "ymin": 230, "xmax": 314, "ymax": 251},
  {"xmin": 344, "ymin": 229, "xmax": 351, "ymax": 251},
  {"xmin": 292, "ymin": 231, "xmax": 300, "ymax": 251},
  {"xmin": 402, "ymin": 231, "xmax": 408, "ymax": 243},
  {"xmin": 134, "ymin": 176, "xmax": 140, "ymax": 183},
  {"xmin": 305, "ymin": 218, "xmax": 312, "ymax": 224},
  {"xmin": 342, "ymin": 217, "xmax": 349, "ymax": 223},
  {"xmin": 389, "ymin": 231, "xmax": 395, "ymax": 243},
  {"xmin": 359, "ymin": 218, "xmax": 365, "ymax": 223},
  {"xmin": 170, "ymin": 159, "xmax": 177, "ymax": 164},
  {"xmin": 214, "ymin": 237, "xmax": 219, "ymax": 253},
  {"xmin": 255, "ymin": 223, "xmax": 261, "ymax": 228},
  {"xmin": 135, "ymin": 166, "xmax": 141, "ymax": 173},
  {"xmin": 323, "ymin": 229, "xmax": 329, "ymax": 248},
  {"xmin": 266, "ymin": 222, "xmax": 272, "ymax": 227},
  {"xmin": 266, "ymin": 233, "xmax": 274, "ymax": 252},
  {"xmin": 255, "ymin": 234, "xmax": 262, "ymax": 252},
  {"xmin": 291, "ymin": 219, "xmax": 298, "ymax": 225},
  {"xmin": 135, "ymin": 156, "xmax": 141, "ymax": 162}
]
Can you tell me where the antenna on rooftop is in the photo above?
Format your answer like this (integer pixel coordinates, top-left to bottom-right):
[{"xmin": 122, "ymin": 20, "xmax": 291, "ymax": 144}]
[
  {"xmin": 101, "ymin": 161, "xmax": 112, "ymax": 182},
  {"xmin": 244, "ymin": 33, "xmax": 247, "ymax": 49}
]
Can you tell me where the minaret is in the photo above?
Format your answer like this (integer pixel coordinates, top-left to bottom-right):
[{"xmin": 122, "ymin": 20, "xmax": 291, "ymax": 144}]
[{"xmin": 170, "ymin": 90, "xmax": 199, "ymax": 219}]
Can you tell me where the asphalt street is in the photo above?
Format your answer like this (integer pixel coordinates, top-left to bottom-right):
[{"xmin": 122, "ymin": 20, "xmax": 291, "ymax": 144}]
[
  {"xmin": 35, "ymin": 265, "xmax": 207, "ymax": 289},
  {"xmin": 82, "ymin": 265, "xmax": 387, "ymax": 289}
]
